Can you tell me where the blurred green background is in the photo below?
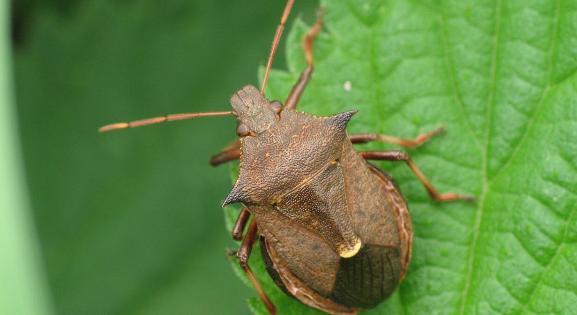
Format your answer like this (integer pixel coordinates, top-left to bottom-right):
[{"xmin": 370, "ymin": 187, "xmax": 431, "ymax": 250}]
[{"xmin": 10, "ymin": 0, "xmax": 317, "ymax": 314}]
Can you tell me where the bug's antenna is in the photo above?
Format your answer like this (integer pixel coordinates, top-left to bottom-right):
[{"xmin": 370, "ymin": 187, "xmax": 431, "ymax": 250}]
[
  {"xmin": 99, "ymin": 111, "xmax": 233, "ymax": 132},
  {"xmin": 260, "ymin": 0, "xmax": 295, "ymax": 95}
]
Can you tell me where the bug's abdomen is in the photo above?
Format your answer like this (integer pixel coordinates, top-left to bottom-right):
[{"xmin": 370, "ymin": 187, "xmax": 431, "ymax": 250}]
[
  {"xmin": 260, "ymin": 237, "xmax": 402, "ymax": 310},
  {"xmin": 330, "ymin": 244, "xmax": 401, "ymax": 308}
]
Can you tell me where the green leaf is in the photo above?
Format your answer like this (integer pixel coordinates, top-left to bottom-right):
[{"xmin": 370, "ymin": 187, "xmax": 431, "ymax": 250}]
[
  {"xmin": 0, "ymin": 1, "xmax": 53, "ymax": 314},
  {"xmin": 236, "ymin": 0, "xmax": 577, "ymax": 314},
  {"xmin": 14, "ymin": 1, "xmax": 318, "ymax": 314}
]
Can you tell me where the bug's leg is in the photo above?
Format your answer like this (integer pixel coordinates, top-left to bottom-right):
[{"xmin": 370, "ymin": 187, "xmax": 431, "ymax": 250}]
[
  {"xmin": 231, "ymin": 207, "xmax": 251, "ymax": 241},
  {"xmin": 283, "ymin": 10, "xmax": 323, "ymax": 110},
  {"xmin": 360, "ymin": 150, "xmax": 474, "ymax": 202},
  {"xmin": 349, "ymin": 126, "xmax": 444, "ymax": 149},
  {"xmin": 238, "ymin": 220, "xmax": 277, "ymax": 315},
  {"xmin": 209, "ymin": 148, "xmax": 240, "ymax": 166},
  {"xmin": 210, "ymin": 140, "xmax": 241, "ymax": 166}
]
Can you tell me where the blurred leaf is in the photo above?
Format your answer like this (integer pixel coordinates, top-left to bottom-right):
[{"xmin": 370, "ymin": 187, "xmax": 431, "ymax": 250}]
[
  {"xmin": 236, "ymin": 0, "xmax": 577, "ymax": 314},
  {"xmin": 14, "ymin": 0, "xmax": 317, "ymax": 314},
  {"xmin": 0, "ymin": 1, "xmax": 53, "ymax": 314}
]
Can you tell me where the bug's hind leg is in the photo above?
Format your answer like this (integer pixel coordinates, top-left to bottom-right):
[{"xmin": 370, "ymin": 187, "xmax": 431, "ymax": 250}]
[
  {"xmin": 283, "ymin": 10, "xmax": 323, "ymax": 110},
  {"xmin": 349, "ymin": 126, "xmax": 444, "ymax": 148},
  {"xmin": 237, "ymin": 220, "xmax": 277, "ymax": 315},
  {"xmin": 360, "ymin": 150, "xmax": 474, "ymax": 202}
]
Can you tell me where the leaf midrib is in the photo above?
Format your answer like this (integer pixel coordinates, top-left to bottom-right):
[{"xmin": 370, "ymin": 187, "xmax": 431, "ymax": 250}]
[{"xmin": 459, "ymin": 0, "xmax": 503, "ymax": 313}]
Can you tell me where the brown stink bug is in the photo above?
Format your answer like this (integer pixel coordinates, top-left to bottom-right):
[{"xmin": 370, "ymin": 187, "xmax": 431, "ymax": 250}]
[{"xmin": 100, "ymin": 1, "xmax": 472, "ymax": 314}]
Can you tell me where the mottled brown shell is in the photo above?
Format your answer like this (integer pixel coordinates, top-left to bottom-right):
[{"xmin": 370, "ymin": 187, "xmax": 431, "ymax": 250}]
[
  {"xmin": 225, "ymin": 96, "xmax": 362, "ymax": 257},
  {"xmin": 255, "ymin": 140, "xmax": 413, "ymax": 314},
  {"xmin": 223, "ymin": 85, "xmax": 413, "ymax": 314}
]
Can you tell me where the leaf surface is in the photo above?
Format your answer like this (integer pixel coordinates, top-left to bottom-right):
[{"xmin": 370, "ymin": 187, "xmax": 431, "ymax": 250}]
[
  {"xmin": 0, "ymin": 1, "xmax": 53, "ymax": 314},
  {"xmin": 14, "ymin": 1, "xmax": 315, "ymax": 314},
  {"xmin": 235, "ymin": 0, "xmax": 577, "ymax": 314}
]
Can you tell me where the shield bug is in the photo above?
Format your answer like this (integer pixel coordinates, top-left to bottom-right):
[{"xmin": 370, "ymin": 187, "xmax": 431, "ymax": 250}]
[{"xmin": 100, "ymin": 1, "xmax": 472, "ymax": 314}]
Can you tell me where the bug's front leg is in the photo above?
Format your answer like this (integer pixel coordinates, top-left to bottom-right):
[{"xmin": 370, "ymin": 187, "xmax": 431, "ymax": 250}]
[
  {"xmin": 283, "ymin": 9, "xmax": 323, "ymax": 110},
  {"xmin": 360, "ymin": 150, "xmax": 474, "ymax": 202},
  {"xmin": 231, "ymin": 207, "xmax": 251, "ymax": 241},
  {"xmin": 210, "ymin": 140, "xmax": 240, "ymax": 166},
  {"xmin": 349, "ymin": 126, "xmax": 444, "ymax": 148},
  {"xmin": 237, "ymin": 220, "xmax": 277, "ymax": 315}
]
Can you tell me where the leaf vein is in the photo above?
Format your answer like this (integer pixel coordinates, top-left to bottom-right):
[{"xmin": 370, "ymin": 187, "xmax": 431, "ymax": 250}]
[
  {"xmin": 489, "ymin": 0, "xmax": 562, "ymax": 183},
  {"xmin": 438, "ymin": 7, "xmax": 483, "ymax": 150},
  {"xmin": 460, "ymin": 0, "xmax": 503, "ymax": 313},
  {"xmin": 518, "ymin": 201, "xmax": 577, "ymax": 314}
]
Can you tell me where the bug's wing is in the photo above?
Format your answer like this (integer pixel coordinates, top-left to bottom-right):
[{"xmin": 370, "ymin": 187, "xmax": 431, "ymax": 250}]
[
  {"xmin": 341, "ymin": 141, "xmax": 404, "ymax": 248},
  {"xmin": 259, "ymin": 232, "xmax": 357, "ymax": 315},
  {"xmin": 253, "ymin": 205, "xmax": 340, "ymax": 296}
]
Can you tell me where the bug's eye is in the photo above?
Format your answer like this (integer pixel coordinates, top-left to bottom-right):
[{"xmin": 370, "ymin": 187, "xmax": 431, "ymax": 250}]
[
  {"xmin": 236, "ymin": 123, "xmax": 251, "ymax": 137},
  {"xmin": 270, "ymin": 100, "xmax": 283, "ymax": 114}
]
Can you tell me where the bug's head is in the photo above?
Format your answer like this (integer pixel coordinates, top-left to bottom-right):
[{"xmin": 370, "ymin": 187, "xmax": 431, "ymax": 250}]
[{"xmin": 230, "ymin": 85, "xmax": 282, "ymax": 137}]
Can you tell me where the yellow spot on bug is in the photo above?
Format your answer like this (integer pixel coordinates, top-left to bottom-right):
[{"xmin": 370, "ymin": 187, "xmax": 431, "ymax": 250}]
[{"xmin": 339, "ymin": 237, "xmax": 362, "ymax": 258}]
